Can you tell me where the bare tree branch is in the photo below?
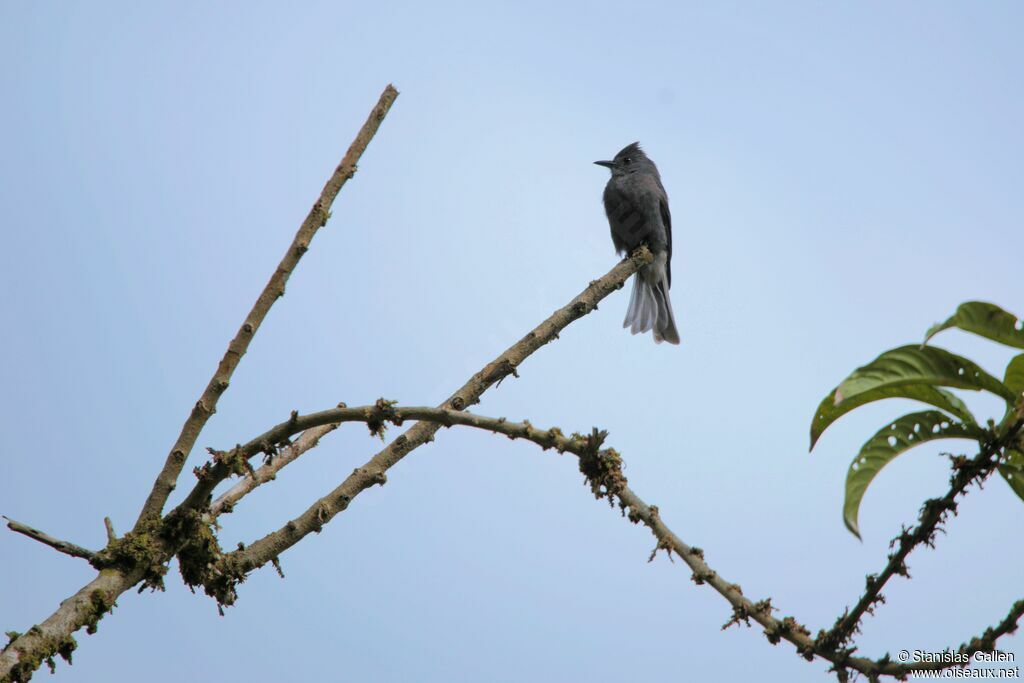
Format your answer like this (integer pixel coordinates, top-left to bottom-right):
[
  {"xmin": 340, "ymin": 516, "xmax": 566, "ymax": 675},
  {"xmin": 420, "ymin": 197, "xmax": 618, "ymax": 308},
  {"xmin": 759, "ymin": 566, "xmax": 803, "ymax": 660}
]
[
  {"xmin": 3, "ymin": 517, "xmax": 96, "ymax": 562},
  {"xmin": 208, "ymin": 406, "xmax": 1023, "ymax": 679},
  {"xmin": 0, "ymin": 250, "xmax": 649, "ymax": 682},
  {"xmin": 608, "ymin": 478, "xmax": 1012, "ymax": 679},
  {"xmin": 204, "ymin": 250, "xmax": 651, "ymax": 597},
  {"xmin": 209, "ymin": 424, "xmax": 339, "ymax": 518},
  {"xmin": 0, "ymin": 86, "xmax": 401, "ymax": 683},
  {"xmin": 172, "ymin": 249, "xmax": 651, "ymax": 520},
  {"xmin": 7, "ymin": 295, "xmax": 1019, "ymax": 682},
  {"xmin": 961, "ymin": 598, "xmax": 1024, "ymax": 656},
  {"xmin": 5, "ymin": 76, "xmax": 1016, "ymax": 683},
  {"xmin": 133, "ymin": 84, "xmax": 400, "ymax": 528},
  {"xmin": 610, "ymin": 449, "xmax": 1022, "ymax": 678},
  {"xmin": 821, "ymin": 423, "xmax": 1022, "ymax": 651},
  {"xmin": 0, "ymin": 569, "xmax": 137, "ymax": 682},
  {"xmin": 103, "ymin": 518, "xmax": 116, "ymax": 544}
]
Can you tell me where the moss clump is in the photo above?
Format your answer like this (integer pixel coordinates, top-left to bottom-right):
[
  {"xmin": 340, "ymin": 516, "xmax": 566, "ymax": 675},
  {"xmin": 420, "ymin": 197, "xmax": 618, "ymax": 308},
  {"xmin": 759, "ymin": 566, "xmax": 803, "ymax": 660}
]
[
  {"xmin": 214, "ymin": 447, "xmax": 255, "ymax": 478},
  {"xmin": 202, "ymin": 554, "xmax": 248, "ymax": 612},
  {"xmin": 167, "ymin": 509, "xmax": 246, "ymax": 610},
  {"xmin": 3, "ymin": 630, "xmax": 77, "ymax": 683},
  {"xmin": 170, "ymin": 510, "xmax": 221, "ymax": 588},
  {"xmin": 90, "ymin": 518, "xmax": 167, "ymax": 592},
  {"xmin": 82, "ymin": 590, "xmax": 115, "ymax": 635},
  {"xmin": 366, "ymin": 398, "xmax": 399, "ymax": 439},
  {"xmin": 574, "ymin": 428, "xmax": 627, "ymax": 503}
]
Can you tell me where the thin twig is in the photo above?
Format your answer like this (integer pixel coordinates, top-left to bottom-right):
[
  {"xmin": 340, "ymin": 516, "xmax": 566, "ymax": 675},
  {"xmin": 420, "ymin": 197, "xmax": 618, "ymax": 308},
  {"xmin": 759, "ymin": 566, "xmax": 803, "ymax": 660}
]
[
  {"xmin": 958, "ymin": 598, "xmax": 1024, "ymax": 657},
  {"xmin": 608, "ymin": 482, "xmax": 974, "ymax": 678},
  {"xmin": 132, "ymin": 84, "xmax": 400, "ymax": 529},
  {"xmin": 611, "ymin": 452, "xmax": 1021, "ymax": 677},
  {"xmin": 822, "ymin": 423, "xmax": 1021, "ymax": 651},
  {"xmin": 103, "ymin": 517, "xmax": 116, "ymax": 543},
  {"xmin": 3, "ymin": 516, "xmax": 96, "ymax": 562},
  {"xmin": 209, "ymin": 423, "xmax": 339, "ymax": 517}
]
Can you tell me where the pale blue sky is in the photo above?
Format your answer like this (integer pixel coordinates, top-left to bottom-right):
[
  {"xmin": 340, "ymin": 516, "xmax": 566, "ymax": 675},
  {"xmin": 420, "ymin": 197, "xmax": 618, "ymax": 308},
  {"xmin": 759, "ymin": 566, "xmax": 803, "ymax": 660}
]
[{"xmin": 2, "ymin": 2, "xmax": 1022, "ymax": 681}]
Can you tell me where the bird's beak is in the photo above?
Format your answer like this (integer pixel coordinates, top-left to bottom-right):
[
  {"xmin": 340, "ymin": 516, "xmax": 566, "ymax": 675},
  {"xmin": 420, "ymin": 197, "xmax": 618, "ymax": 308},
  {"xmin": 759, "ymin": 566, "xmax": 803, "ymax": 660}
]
[{"xmin": 593, "ymin": 160, "xmax": 615, "ymax": 169}]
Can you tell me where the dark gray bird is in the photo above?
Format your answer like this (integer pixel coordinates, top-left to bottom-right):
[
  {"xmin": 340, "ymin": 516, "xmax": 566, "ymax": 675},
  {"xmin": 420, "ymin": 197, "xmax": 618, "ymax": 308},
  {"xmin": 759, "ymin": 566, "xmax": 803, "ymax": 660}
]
[{"xmin": 595, "ymin": 142, "xmax": 679, "ymax": 345}]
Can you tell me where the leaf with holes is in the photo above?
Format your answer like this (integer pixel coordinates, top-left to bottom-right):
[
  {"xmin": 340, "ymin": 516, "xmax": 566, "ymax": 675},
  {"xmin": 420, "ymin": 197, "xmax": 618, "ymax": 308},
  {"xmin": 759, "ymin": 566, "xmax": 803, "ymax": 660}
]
[
  {"xmin": 999, "ymin": 449, "xmax": 1024, "ymax": 505},
  {"xmin": 1005, "ymin": 354, "xmax": 1024, "ymax": 399},
  {"xmin": 843, "ymin": 411, "xmax": 986, "ymax": 538},
  {"xmin": 924, "ymin": 301, "xmax": 1024, "ymax": 350},
  {"xmin": 810, "ymin": 384, "xmax": 975, "ymax": 451},
  {"xmin": 835, "ymin": 345, "xmax": 1016, "ymax": 406}
]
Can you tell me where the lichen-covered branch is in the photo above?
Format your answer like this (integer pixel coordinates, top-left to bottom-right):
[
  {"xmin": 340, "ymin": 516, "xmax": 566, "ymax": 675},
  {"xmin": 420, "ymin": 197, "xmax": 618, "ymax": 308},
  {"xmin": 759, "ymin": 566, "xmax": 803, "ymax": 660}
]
[
  {"xmin": 2, "ymin": 517, "xmax": 95, "ymax": 562},
  {"xmin": 133, "ymin": 84, "xmax": 400, "ymax": 528}
]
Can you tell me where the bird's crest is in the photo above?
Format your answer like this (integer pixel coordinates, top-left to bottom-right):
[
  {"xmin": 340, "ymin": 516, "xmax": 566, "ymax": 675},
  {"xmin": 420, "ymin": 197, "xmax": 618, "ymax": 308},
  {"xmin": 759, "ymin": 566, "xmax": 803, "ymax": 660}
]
[{"xmin": 614, "ymin": 141, "xmax": 645, "ymax": 162}]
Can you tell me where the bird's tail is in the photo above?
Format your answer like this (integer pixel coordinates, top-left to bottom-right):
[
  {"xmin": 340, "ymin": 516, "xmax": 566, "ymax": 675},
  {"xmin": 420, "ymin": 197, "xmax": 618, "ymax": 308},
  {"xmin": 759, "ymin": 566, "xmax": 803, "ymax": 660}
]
[{"xmin": 623, "ymin": 254, "xmax": 679, "ymax": 345}]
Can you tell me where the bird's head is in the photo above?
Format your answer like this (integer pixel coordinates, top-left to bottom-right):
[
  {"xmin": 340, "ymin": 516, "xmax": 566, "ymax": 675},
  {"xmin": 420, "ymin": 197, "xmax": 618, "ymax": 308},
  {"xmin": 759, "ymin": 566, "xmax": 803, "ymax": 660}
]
[{"xmin": 594, "ymin": 142, "xmax": 654, "ymax": 176}]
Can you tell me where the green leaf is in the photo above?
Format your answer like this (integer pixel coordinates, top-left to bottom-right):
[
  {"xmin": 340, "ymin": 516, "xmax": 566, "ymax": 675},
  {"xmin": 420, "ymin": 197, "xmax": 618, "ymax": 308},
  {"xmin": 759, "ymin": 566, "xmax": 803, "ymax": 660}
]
[
  {"xmin": 924, "ymin": 301, "xmax": 1024, "ymax": 350},
  {"xmin": 810, "ymin": 384, "xmax": 976, "ymax": 451},
  {"xmin": 998, "ymin": 449, "xmax": 1024, "ymax": 506},
  {"xmin": 835, "ymin": 345, "xmax": 1016, "ymax": 405},
  {"xmin": 1005, "ymin": 354, "xmax": 1024, "ymax": 399},
  {"xmin": 843, "ymin": 411, "xmax": 986, "ymax": 538}
]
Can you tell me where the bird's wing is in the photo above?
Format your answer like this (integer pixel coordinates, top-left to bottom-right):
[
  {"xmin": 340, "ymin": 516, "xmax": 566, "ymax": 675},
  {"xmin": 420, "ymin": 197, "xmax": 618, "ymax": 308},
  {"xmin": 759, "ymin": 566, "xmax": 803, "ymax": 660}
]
[{"xmin": 659, "ymin": 192, "xmax": 672, "ymax": 288}]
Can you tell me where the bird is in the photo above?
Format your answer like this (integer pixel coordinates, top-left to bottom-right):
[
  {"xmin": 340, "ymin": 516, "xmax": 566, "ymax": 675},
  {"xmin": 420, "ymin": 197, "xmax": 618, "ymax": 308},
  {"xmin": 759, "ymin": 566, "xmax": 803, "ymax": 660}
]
[{"xmin": 594, "ymin": 142, "xmax": 679, "ymax": 345}]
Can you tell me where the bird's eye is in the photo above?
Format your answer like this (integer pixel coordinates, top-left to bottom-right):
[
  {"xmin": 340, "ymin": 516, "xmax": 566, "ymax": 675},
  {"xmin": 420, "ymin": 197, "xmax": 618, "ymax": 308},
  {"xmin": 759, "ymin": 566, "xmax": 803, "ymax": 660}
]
[{"xmin": 624, "ymin": 157, "xmax": 632, "ymax": 164}]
